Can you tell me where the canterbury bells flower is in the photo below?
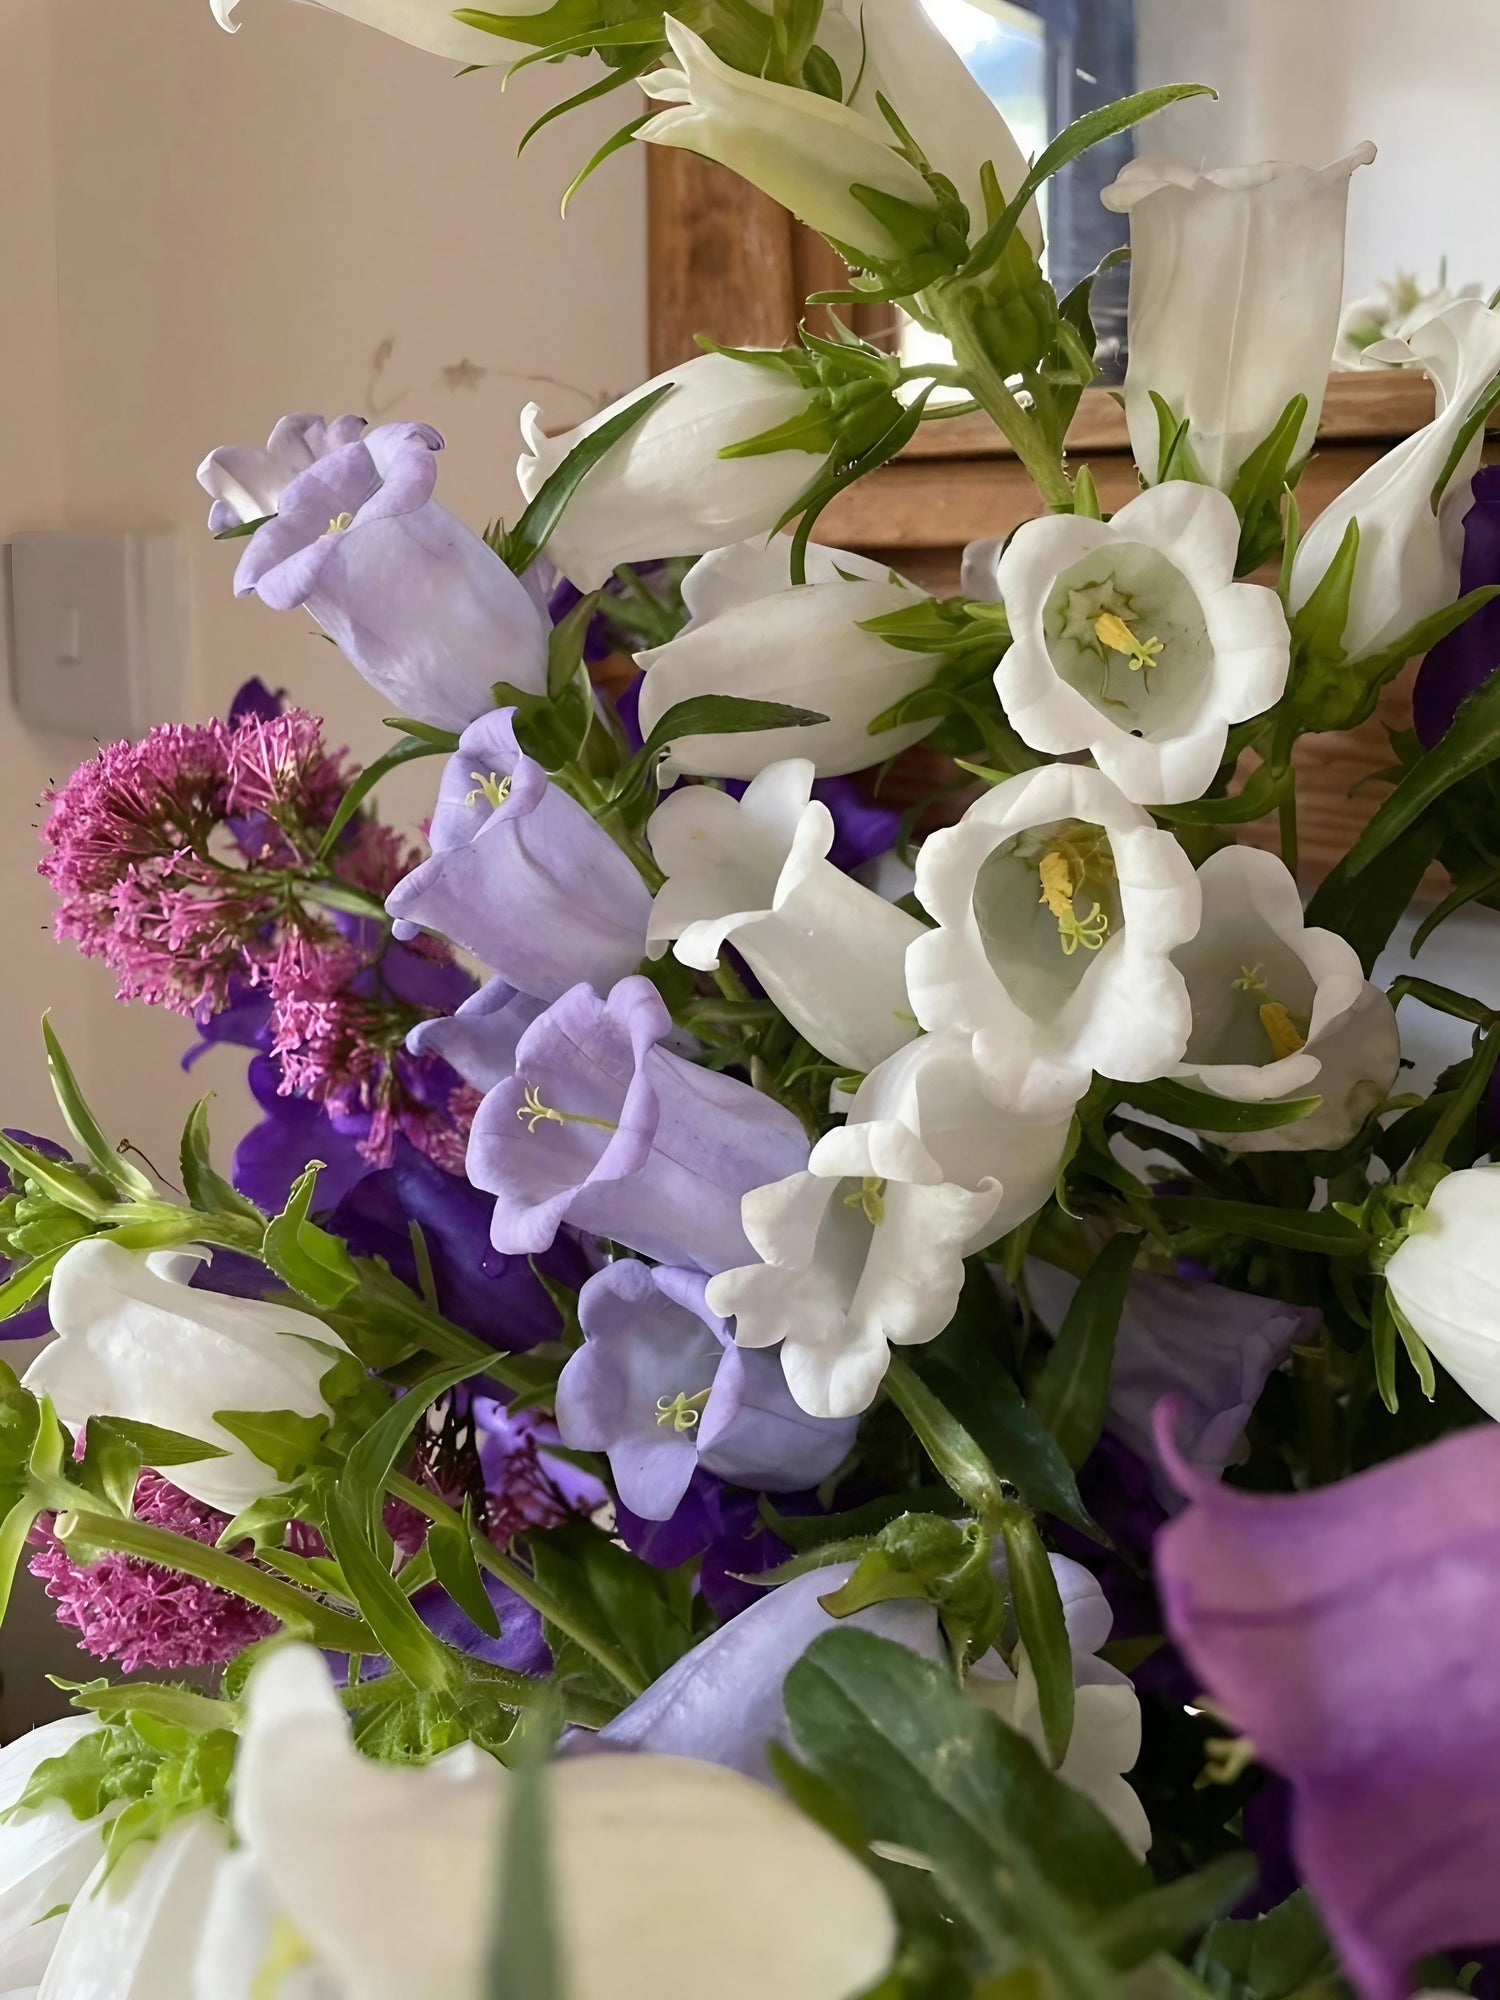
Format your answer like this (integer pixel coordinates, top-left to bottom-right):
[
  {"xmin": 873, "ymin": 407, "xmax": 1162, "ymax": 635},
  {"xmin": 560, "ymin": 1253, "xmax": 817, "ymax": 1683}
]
[
  {"xmin": 208, "ymin": 0, "xmax": 541, "ymax": 63},
  {"xmin": 983, "ymin": 483, "xmax": 1291, "ymax": 805},
  {"xmin": 1289, "ymin": 297, "xmax": 1500, "ymax": 659},
  {"xmin": 0, "ymin": 1716, "xmax": 113, "ymax": 1991},
  {"xmin": 708, "ymin": 1034, "xmax": 1074, "ymax": 1417},
  {"xmin": 637, "ymin": 539, "xmax": 939, "ymax": 780},
  {"xmin": 1103, "ymin": 146, "xmax": 1375, "ymax": 489},
  {"xmin": 1385, "ymin": 1167, "xmax": 1500, "ymax": 1419},
  {"xmin": 646, "ymin": 759, "xmax": 924, "ymax": 1073},
  {"xmin": 517, "ymin": 355, "xmax": 827, "ymax": 591},
  {"xmin": 636, "ymin": 19, "xmax": 938, "ymax": 266},
  {"xmin": 23, "ymin": 1240, "xmax": 347, "ymax": 1514},
  {"xmin": 1168, "ymin": 847, "xmax": 1399, "ymax": 1152},
  {"xmin": 906, "ymin": 765, "xmax": 1201, "ymax": 1114}
]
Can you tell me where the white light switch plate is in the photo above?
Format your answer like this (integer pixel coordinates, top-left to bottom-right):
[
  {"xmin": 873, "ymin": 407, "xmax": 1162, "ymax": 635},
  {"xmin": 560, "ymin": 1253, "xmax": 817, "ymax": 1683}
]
[{"xmin": 8, "ymin": 532, "xmax": 184, "ymax": 739}]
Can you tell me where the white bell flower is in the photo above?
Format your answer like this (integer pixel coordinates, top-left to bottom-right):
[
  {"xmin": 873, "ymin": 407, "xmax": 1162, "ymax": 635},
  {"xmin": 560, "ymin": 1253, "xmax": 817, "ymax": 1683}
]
[
  {"xmin": 1102, "ymin": 146, "xmax": 1376, "ymax": 490},
  {"xmin": 1289, "ymin": 298, "xmax": 1500, "ymax": 659},
  {"xmin": 638, "ymin": 537, "xmax": 939, "ymax": 780},
  {"xmin": 208, "ymin": 0, "xmax": 542, "ymax": 63},
  {"xmin": 983, "ymin": 483, "xmax": 1291, "ymax": 805},
  {"xmin": 517, "ymin": 353, "xmax": 829, "ymax": 591},
  {"xmin": 1385, "ymin": 1167, "xmax": 1500, "ymax": 1419},
  {"xmin": 23, "ymin": 1241, "xmax": 349, "ymax": 1515},
  {"xmin": 234, "ymin": 1644, "xmax": 896, "ymax": 2000},
  {"xmin": 193, "ymin": 1849, "xmax": 344, "ymax": 2000},
  {"xmin": 0, "ymin": 1717, "xmax": 111, "ymax": 1993},
  {"xmin": 707, "ymin": 1034, "xmax": 1074, "ymax": 1418},
  {"xmin": 647, "ymin": 758, "xmax": 923, "ymax": 1073},
  {"xmin": 1168, "ymin": 847, "xmax": 1399, "ymax": 1152},
  {"xmin": 38, "ymin": 1813, "xmax": 229, "ymax": 2000},
  {"xmin": 637, "ymin": 18, "xmax": 937, "ymax": 267},
  {"xmin": 969, "ymin": 1556, "xmax": 1150, "ymax": 1860},
  {"xmin": 906, "ymin": 765, "xmax": 1202, "ymax": 1114}
]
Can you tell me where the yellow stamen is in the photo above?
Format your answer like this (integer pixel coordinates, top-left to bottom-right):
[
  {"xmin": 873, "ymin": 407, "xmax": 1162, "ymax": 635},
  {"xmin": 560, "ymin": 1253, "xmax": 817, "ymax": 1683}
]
[
  {"xmin": 1231, "ymin": 964, "xmax": 1267, "ymax": 995},
  {"xmin": 1037, "ymin": 849, "xmax": 1076, "ymax": 919},
  {"xmin": 464, "ymin": 770, "xmax": 512, "ymax": 810},
  {"xmin": 1258, "ymin": 1002, "xmax": 1307, "ymax": 1061},
  {"xmin": 843, "ymin": 1176, "xmax": 886, "ymax": 1226},
  {"xmin": 655, "ymin": 1389, "xmax": 712, "ymax": 1433},
  {"xmin": 515, "ymin": 1083, "xmax": 619, "ymax": 1136},
  {"xmin": 1038, "ymin": 847, "xmax": 1108, "ymax": 956},
  {"xmin": 325, "ymin": 511, "xmax": 355, "ymax": 535},
  {"xmin": 1093, "ymin": 610, "xmax": 1165, "ymax": 675}
]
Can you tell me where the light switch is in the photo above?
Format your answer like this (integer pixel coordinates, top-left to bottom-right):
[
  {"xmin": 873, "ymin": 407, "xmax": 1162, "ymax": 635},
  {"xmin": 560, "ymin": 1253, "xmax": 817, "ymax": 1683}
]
[{"xmin": 8, "ymin": 532, "xmax": 184, "ymax": 740}]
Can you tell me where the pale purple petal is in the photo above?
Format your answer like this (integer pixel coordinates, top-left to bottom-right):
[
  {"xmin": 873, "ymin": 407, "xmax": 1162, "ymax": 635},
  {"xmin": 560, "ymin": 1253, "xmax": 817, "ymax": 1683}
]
[{"xmin": 406, "ymin": 976, "xmax": 545, "ymax": 1093}]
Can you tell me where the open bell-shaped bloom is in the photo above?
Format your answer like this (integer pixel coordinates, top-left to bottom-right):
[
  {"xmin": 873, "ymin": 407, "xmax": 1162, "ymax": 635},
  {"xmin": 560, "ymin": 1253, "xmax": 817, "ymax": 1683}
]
[
  {"xmin": 708, "ymin": 1034, "xmax": 1072, "ymax": 1417},
  {"xmin": 406, "ymin": 975, "xmax": 545, "ymax": 1096},
  {"xmin": 235, "ymin": 1643, "xmax": 897, "ymax": 2000},
  {"xmin": 197, "ymin": 412, "xmax": 367, "ymax": 535},
  {"xmin": 1155, "ymin": 1412, "xmax": 1500, "ymax": 2000},
  {"xmin": 646, "ymin": 758, "xmax": 923, "ymax": 1073},
  {"xmin": 24, "ymin": 1240, "xmax": 348, "ymax": 1515},
  {"xmin": 983, "ymin": 484, "xmax": 1291, "ymax": 805},
  {"xmin": 0, "ymin": 1717, "xmax": 112, "ymax": 1992},
  {"xmin": 386, "ymin": 708, "xmax": 652, "ymax": 1003},
  {"xmin": 906, "ymin": 764, "xmax": 1201, "ymax": 1114},
  {"xmin": 235, "ymin": 423, "xmax": 548, "ymax": 732},
  {"xmin": 517, "ymin": 354, "xmax": 825, "ymax": 591},
  {"xmin": 467, "ymin": 976, "xmax": 808, "ymax": 1274},
  {"xmin": 38, "ymin": 1812, "xmax": 230, "ymax": 2000},
  {"xmin": 637, "ymin": 18, "xmax": 937, "ymax": 266},
  {"xmin": 1102, "ymin": 146, "xmax": 1375, "ymax": 490},
  {"xmin": 555, "ymin": 1260, "xmax": 855, "ymax": 1520},
  {"xmin": 637, "ymin": 538, "xmax": 939, "ymax": 781},
  {"xmin": 1385, "ymin": 1165, "xmax": 1500, "ymax": 1418},
  {"xmin": 1168, "ymin": 846, "xmax": 1398, "ymax": 1151},
  {"xmin": 1289, "ymin": 298, "xmax": 1500, "ymax": 659}
]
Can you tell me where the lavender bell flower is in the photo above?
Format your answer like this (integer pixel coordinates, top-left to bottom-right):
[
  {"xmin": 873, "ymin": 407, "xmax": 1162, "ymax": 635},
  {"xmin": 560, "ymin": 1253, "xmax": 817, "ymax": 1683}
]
[
  {"xmin": 386, "ymin": 709, "xmax": 652, "ymax": 1001},
  {"xmin": 1413, "ymin": 465, "xmax": 1500, "ymax": 745},
  {"xmin": 467, "ymin": 975, "xmax": 808, "ymax": 1272},
  {"xmin": 233, "ymin": 424, "xmax": 549, "ymax": 733},
  {"xmin": 197, "ymin": 411, "xmax": 367, "ymax": 534},
  {"xmin": 554, "ymin": 1260, "xmax": 855, "ymax": 1519},
  {"xmin": 1154, "ymin": 1410, "xmax": 1500, "ymax": 1999},
  {"xmin": 1026, "ymin": 1261, "xmax": 1315, "ymax": 1508},
  {"xmin": 407, "ymin": 976, "xmax": 546, "ymax": 1094}
]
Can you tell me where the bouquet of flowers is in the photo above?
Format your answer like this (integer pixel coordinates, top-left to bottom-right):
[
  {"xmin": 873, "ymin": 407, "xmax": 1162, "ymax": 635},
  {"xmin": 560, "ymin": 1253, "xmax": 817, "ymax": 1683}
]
[{"xmin": 4, "ymin": 4, "xmax": 1500, "ymax": 1995}]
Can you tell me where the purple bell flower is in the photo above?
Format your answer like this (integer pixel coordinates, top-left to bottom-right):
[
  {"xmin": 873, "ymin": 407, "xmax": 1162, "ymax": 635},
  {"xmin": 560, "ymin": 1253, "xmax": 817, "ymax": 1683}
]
[
  {"xmin": 1027, "ymin": 1262, "xmax": 1315, "ymax": 1509},
  {"xmin": 1154, "ymin": 1409, "xmax": 1500, "ymax": 2000},
  {"xmin": 198, "ymin": 411, "xmax": 368, "ymax": 534},
  {"xmin": 467, "ymin": 975, "xmax": 808, "ymax": 1272},
  {"xmin": 555, "ymin": 1260, "xmax": 855, "ymax": 1520},
  {"xmin": 407, "ymin": 975, "xmax": 546, "ymax": 1094},
  {"xmin": 233, "ymin": 424, "xmax": 549, "ymax": 733},
  {"xmin": 232, "ymin": 1053, "xmax": 374, "ymax": 1216},
  {"xmin": 386, "ymin": 710, "xmax": 652, "ymax": 1002},
  {"xmin": 1413, "ymin": 465, "xmax": 1500, "ymax": 745}
]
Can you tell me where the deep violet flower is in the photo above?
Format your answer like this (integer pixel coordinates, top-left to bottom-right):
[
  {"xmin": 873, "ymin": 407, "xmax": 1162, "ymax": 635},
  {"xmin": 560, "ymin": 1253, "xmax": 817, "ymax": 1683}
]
[
  {"xmin": 1413, "ymin": 464, "xmax": 1500, "ymax": 745},
  {"xmin": 234, "ymin": 423, "xmax": 549, "ymax": 732},
  {"xmin": 232, "ymin": 1053, "xmax": 376, "ymax": 1216},
  {"xmin": 554, "ymin": 1261, "xmax": 854, "ymax": 1520},
  {"xmin": 467, "ymin": 976, "xmax": 808, "ymax": 1272},
  {"xmin": 386, "ymin": 709, "xmax": 652, "ymax": 1002},
  {"xmin": 1154, "ymin": 1410, "xmax": 1500, "ymax": 2000},
  {"xmin": 28, "ymin": 1470, "xmax": 275, "ymax": 1673}
]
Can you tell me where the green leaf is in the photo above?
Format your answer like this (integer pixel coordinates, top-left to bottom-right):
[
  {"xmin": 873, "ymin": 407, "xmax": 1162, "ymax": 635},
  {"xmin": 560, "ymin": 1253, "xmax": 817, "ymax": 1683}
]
[
  {"xmin": 528, "ymin": 1518, "xmax": 694, "ymax": 1690},
  {"xmin": 1153, "ymin": 760, "xmax": 1291, "ymax": 828},
  {"xmin": 486, "ymin": 1699, "xmax": 564, "ymax": 2000},
  {"xmin": 619, "ymin": 694, "xmax": 829, "ymax": 800},
  {"xmin": 546, "ymin": 588, "xmax": 602, "ymax": 701},
  {"xmin": 317, "ymin": 735, "xmax": 452, "ymax": 860},
  {"xmin": 0, "ymin": 1133, "xmax": 112, "ymax": 1225},
  {"xmin": 342, "ymin": 1356, "xmax": 489, "ymax": 1543},
  {"xmin": 58, "ymin": 1678, "xmax": 236, "ymax": 1735},
  {"xmin": 263, "ymin": 1165, "xmax": 359, "ymax": 1308},
  {"xmin": 0, "ymin": 1491, "xmax": 43, "ymax": 1630},
  {"xmin": 322, "ymin": 1484, "xmax": 455, "ymax": 1694},
  {"xmin": 1116, "ymin": 1079, "xmax": 1322, "ymax": 1134},
  {"xmin": 1192, "ymin": 1890, "xmax": 1338, "ymax": 2000},
  {"xmin": 881, "ymin": 1354, "xmax": 1010, "ymax": 1527},
  {"xmin": 501, "ymin": 383, "xmax": 674, "ymax": 574},
  {"xmin": 1304, "ymin": 812, "xmax": 1447, "ymax": 975},
  {"xmin": 1344, "ymin": 662, "xmax": 1500, "ymax": 875},
  {"xmin": 212, "ymin": 1408, "xmax": 330, "ymax": 1483},
  {"xmin": 1029, "ymin": 1234, "xmax": 1140, "ymax": 1468},
  {"xmin": 179, "ymin": 1097, "xmax": 264, "ymax": 1223},
  {"xmin": 0, "ymin": 1241, "xmax": 71, "ymax": 1322},
  {"xmin": 997, "ymin": 1506, "xmax": 1074, "ymax": 1767},
  {"xmin": 1289, "ymin": 515, "xmax": 1360, "ymax": 662},
  {"xmin": 428, "ymin": 1503, "xmax": 502, "ymax": 1639},
  {"xmin": 89, "ymin": 1417, "xmax": 230, "ymax": 1468},
  {"xmin": 1429, "ymin": 362, "xmax": 1500, "ymax": 507},
  {"xmin": 42, "ymin": 1018, "xmax": 154, "ymax": 1201},
  {"xmin": 1153, "ymin": 1196, "xmax": 1367, "ymax": 1255},
  {"xmin": 784, "ymin": 1629, "xmax": 1146, "ymax": 1970},
  {"xmin": 1089, "ymin": 1856, "xmax": 1258, "ymax": 1969},
  {"xmin": 961, "ymin": 84, "xmax": 1216, "ymax": 282}
]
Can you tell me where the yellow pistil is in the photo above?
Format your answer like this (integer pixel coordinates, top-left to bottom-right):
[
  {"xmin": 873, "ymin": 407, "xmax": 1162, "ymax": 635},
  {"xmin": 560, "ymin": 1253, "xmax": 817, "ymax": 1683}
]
[
  {"xmin": 843, "ymin": 1176, "xmax": 887, "ymax": 1226},
  {"xmin": 1230, "ymin": 967, "xmax": 1306, "ymax": 1058},
  {"xmin": 1093, "ymin": 610, "xmax": 1165, "ymax": 677},
  {"xmin": 1038, "ymin": 847, "xmax": 1109, "ymax": 957},
  {"xmin": 252, "ymin": 1917, "xmax": 318, "ymax": 2000},
  {"xmin": 324, "ymin": 511, "xmax": 355, "ymax": 535},
  {"xmin": 655, "ymin": 1389, "xmax": 712, "ymax": 1433},
  {"xmin": 515, "ymin": 1083, "xmax": 619, "ymax": 1136},
  {"xmin": 464, "ymin": 770, "xmax": 512, "ymax": 810}
]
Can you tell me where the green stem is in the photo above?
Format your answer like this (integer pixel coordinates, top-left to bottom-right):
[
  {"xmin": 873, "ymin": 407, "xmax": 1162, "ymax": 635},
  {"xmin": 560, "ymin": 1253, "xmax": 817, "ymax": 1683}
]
[
  {"xmin": 883, "ymin": 1355, "xmax": 1010, "ymax": 1530},
  {"xmin": 932, "ymin": 287, "xmax": 1073, "ymax": 511},
  {"xmin": 386, "ymin": 1473, "xmax": 646, "ymax": 1702},
  {"xmin": 1278, "ymin": 784, "xmax": 1300, "ymax": 878},
  {"xmin": 339, "ymin": 1262, "xmax": 541, "ymax": 1395},
  {"xmin": 562, "ymin": 764, "xmax": 665, "ymax": 891},
  {"xmin": 55, "ymin": 1508, "xmax": 376, "ymax": 1653},
  {"xmin": 1417, "ymin": 1017, "xmax": 1500, "ymax": 1169}
]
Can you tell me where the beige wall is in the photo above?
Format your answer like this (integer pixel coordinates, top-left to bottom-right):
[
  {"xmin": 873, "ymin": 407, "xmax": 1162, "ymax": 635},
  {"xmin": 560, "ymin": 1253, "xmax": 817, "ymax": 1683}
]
[{"xmin": 0, "ymin": 0, "xmax": 645, "ymax": 1729}]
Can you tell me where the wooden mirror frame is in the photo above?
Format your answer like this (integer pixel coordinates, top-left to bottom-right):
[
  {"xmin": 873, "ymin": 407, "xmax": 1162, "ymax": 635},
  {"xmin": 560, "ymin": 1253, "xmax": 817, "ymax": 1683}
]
[{"xmin": 648, "ymin": 154, "xmax": 1497, "ymax": 878}]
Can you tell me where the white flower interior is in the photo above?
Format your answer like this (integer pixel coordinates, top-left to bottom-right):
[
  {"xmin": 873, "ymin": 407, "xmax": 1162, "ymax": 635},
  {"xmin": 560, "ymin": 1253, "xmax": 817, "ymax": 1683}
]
[
  {"xmin": 1172, "ymin": 915, "xmax": 1318, "ymax": 1069},
  {"xmin": 972, "ymin": 816, "xmax": 1125, "ymax": 1018},
  {"xmin": 1043, "ymin": 543, "xmax": 1211, "ymax": 737}
]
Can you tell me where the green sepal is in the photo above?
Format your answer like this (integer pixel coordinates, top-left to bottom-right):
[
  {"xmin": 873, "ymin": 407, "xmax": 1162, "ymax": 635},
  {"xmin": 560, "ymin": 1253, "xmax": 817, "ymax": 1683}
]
[
  {"xmin": 1226, "ymin": 393, "xmax": 1308, "ymax": 574},
  {"xmin": 611, "ymin": 695, "xmax": 828, "ymax": 811},
  {"xmin": 179, "ymin": 1097, "xmax": 264, "ymax": 1224},
  {"xmin": 489, "ymin": 673, "xmax": 593, "ymax": 774},
  {"xmin": 818, "ymin": 1513, "xmax": 1003, "ymax": 1672},
  {"xmin": 0, "ymin": 1133, "xmax": 113, "ymax": 1226},
  {"xmin": 1150, "ymin": 390, "xmax": 1203, "ymax": 485},
  {"xmin": 263, "ymin": 1165, "xmax": 359, "ymax": 1308},
  {"xmin": 212, "ymin": 1407, "xmax": 332, "ymax": 1484},
  {"xmin": 717, "ymin": 401, "xmax": 836, "ymax": 461},
  {"xmin": 547, "ymin": 589, "xmax": 603, "ymax": 700},
  {"xmin": 1288, "ymin": 515, "xmax": 1360, "ymax": 666}
]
